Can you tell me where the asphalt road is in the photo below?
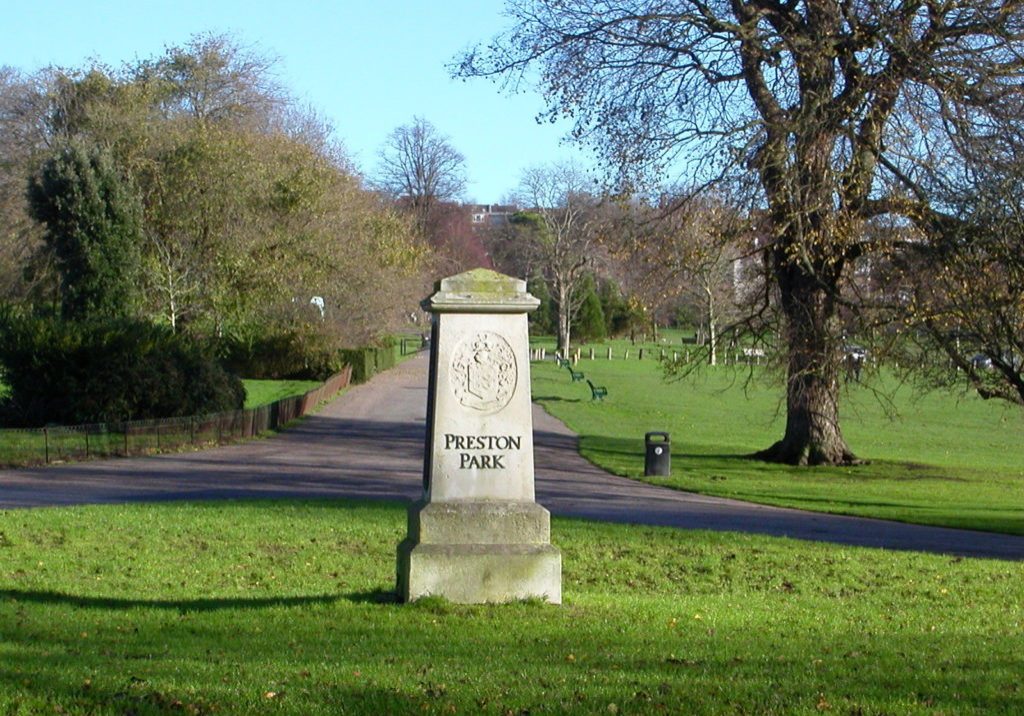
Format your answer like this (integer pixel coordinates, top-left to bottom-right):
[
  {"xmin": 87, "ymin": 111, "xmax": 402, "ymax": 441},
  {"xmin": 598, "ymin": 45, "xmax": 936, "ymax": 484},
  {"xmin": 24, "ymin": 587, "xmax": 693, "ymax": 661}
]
[{"xmin": 2, "ymin": 352, "xmax": 1022, "ymax": 560}]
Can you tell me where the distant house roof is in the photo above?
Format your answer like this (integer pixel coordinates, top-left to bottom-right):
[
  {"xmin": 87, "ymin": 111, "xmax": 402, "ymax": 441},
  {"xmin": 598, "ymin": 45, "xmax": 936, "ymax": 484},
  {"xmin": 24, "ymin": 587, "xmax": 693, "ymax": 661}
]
[{"xmin": 469, "ymin": 204, "xmax": 518, "ymax": 225}]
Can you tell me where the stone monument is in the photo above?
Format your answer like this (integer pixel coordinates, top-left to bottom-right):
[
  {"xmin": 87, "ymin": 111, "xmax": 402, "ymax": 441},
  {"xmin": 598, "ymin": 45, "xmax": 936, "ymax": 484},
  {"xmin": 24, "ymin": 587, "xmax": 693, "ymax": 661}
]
[{"xmin": 396, "ymin": 269, "xmax": 562, "ymax": 604}]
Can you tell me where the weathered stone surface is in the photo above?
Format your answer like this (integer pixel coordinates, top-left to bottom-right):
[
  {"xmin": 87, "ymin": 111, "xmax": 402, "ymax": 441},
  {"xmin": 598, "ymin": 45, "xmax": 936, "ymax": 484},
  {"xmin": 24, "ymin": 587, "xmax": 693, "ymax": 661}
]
[
  {"xmin": 396, "ymin": 541, "xmax": 562, "ymax": 604},
  {"xmin": 425, "ymin": 268, "xmax": 541, "ymax": 314},
  {"xmin": 396, "ymin": 269, "xmax": 561, "ymax": 604},
  {"xmin": 427, "ymin": 312, "xmax": 536, "ymax": 502},
  {"xmin": 406, "ymin": 500, "xmax": 551, "ymax": 545}
]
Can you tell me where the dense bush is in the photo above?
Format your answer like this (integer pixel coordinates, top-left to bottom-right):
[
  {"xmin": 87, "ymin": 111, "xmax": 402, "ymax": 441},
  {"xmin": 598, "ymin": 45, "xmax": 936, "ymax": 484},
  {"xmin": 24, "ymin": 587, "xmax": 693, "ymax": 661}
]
[
  {"xmin": 340, "ymin": 339, "xmax": 398, "ymax": 384},
  {"xmin": 0, "ymin": 311, "xmax": 244, "ymax": 427},
  {"xmin": 218, "ymin": 326, "xmax": 346, "ymax": 381}
]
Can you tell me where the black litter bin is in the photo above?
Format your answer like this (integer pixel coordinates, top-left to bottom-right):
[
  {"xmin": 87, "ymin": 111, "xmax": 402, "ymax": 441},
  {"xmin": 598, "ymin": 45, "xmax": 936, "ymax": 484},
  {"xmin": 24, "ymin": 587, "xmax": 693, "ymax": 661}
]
[{"xmin": 644, "ymin": 432, "xmax": 670, "ymax": 476}]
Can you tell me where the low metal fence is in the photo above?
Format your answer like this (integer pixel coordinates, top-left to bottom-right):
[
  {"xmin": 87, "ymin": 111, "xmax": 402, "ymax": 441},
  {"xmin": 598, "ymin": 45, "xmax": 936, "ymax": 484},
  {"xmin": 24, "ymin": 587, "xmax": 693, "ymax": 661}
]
[{"xmin": 0, "ymin": 365, "xmax": 352, "ymax": 468}]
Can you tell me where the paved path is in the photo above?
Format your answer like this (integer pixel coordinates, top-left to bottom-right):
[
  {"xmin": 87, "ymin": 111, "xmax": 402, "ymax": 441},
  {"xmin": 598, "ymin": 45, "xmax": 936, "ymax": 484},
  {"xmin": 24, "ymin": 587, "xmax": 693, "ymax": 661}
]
[{"xmin": 2, "ymin": 353, "xmax": 1022, "ymax": 560}]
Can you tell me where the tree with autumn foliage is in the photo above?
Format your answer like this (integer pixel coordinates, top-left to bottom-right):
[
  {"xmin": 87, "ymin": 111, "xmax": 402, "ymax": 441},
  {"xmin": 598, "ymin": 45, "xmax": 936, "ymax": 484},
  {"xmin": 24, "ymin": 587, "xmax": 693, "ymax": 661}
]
[
  {"xmin": 610, "ymin": 194, "xmax": 749, "ymax": 365},
  {"xmin": 456, "ymin": 0, "xmax": 1024, "ymax": 465}
]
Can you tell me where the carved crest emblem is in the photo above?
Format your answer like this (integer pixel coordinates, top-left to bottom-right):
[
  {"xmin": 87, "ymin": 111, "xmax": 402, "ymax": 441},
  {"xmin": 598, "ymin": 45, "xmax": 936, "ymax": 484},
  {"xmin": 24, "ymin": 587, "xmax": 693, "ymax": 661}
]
[{"xmin": 450, "ymin": 331, "xmax": 517, "ymax": 413}]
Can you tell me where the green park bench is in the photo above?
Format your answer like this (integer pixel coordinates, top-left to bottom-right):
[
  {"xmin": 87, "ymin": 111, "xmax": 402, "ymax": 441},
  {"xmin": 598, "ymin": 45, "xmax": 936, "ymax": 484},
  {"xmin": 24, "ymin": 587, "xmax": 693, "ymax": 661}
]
[
  {"xmin": 555, "ymin": 356, "xmax": 570, "ymax": 368},
  {"xmin": 587, "ymin": 379, "xmax": 608, "ymax": 401},
  {"xmin": 564, "ymin": 363, "xmax": 585, "ymax": 382}
]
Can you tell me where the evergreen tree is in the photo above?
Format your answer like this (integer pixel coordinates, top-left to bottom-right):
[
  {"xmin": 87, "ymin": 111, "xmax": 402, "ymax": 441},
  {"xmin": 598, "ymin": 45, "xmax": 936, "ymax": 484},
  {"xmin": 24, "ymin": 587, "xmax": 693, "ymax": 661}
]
[
  {"xmin": 598, "ymin": 278, "xmax": 630, "ymax": 337},
  {"xmin": 527, "ymin": 276, "xmax": 556, "ymax": 335},
  {"xmin": 28, "ymin": 141, "xmax": 142, "ymax": 320},
  {"xmin": 574, "ymin": 274, "xmax": 607, "ymax": 343}
]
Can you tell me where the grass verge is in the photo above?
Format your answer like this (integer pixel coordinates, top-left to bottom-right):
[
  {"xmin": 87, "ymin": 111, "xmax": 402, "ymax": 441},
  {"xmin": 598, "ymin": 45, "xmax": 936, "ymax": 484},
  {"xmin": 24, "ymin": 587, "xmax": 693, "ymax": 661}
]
[
  {"xmin": 531, "ymin": 340, "xmax": 1024, "ymax": 535},
  {"xmin": 0, "ymin": 500, "xmax": 1021, "ymax": 715},
  {"xmin": 241, "ymin": 379, "xmax": 322, "ymax": 409}
]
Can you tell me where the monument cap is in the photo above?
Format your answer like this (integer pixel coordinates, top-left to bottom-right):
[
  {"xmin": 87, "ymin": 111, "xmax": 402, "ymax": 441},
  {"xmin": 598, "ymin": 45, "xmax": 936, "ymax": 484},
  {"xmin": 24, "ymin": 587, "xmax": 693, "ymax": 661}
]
[{"xmin": 423, "ymin": 268, "xmax": 540, "ymax": 314}]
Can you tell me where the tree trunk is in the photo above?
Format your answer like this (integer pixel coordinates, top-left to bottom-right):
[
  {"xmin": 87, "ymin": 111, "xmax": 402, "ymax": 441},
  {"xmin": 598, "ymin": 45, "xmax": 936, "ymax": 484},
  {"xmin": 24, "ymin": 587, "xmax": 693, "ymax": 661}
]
[
  {"xmin": 705, "ymin": 287, "xmax": 717, "ymax": 366},
  {"xmin": 708, "ymin": 318, "xmax": 717, "ymax": 366},
  {"xmin": 754, "ymin": 272, "xmax": 859, "ymax": 465},
  {"xmin": 556, "ymin": 283, "xmax": 572, "ymax": 354}
]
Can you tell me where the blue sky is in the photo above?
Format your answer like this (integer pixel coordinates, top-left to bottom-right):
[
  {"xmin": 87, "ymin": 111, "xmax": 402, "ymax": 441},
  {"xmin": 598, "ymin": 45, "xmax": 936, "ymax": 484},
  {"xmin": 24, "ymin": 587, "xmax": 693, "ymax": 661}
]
[{"xmin": 5, "ymin": 0, "xmax": 593, "ymax": 202}]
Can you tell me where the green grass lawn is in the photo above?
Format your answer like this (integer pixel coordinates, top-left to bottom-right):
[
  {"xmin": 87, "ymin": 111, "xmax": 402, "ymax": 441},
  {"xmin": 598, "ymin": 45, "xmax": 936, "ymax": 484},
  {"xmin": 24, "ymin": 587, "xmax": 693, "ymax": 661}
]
[
  {"xmin": 531, "ymin": 337, "xmax": 1024, "ymax": 535},
  {"xmin": 0, "ymin": 500, "xmax": 1021, "ymax": 715},
  {"xmin": 241, "ymin": 379, "xmax": 322, "ymax": 409}
]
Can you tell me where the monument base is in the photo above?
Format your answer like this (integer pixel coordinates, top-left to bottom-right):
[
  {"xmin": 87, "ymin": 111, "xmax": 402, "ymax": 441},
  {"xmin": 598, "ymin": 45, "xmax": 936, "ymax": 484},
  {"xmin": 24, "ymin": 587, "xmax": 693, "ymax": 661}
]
[{"xmin": 396, "ymin": 500, "xmax": 562, "ymax": 604}]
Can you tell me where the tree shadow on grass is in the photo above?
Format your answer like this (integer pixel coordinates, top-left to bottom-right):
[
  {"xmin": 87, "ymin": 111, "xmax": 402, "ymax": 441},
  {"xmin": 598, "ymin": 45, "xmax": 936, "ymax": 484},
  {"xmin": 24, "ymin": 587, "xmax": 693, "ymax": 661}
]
[{"xmin": 0, "ymin": 587, "xmax": 399, "ymax": 611}]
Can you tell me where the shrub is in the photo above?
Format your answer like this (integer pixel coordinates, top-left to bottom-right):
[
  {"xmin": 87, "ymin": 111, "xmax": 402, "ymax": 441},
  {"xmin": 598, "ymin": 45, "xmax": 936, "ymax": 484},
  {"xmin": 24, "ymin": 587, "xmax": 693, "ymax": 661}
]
[
  {"xmin": 0, "ymin": 311, "xmax": 244, "ymax": 427},
  {"xmin": 339, "ymin": 340, "xmax": 398, "ymax": 384},
  {"xmin": 218, "ymin": 326, "xmax": 345, "ymax": 381}
]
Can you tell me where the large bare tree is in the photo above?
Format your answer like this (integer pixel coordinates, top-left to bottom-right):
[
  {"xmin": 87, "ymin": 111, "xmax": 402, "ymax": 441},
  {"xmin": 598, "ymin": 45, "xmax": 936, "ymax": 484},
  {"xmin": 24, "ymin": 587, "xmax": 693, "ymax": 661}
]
[
  {"xmin": 455, "ymin": 0, "xmax": 1024, "ymax": 465},
  {"xmin": 513, "ymin": 162, "xmax": 603, "ymax": 354},
  {"xmin": 375, "ymin": 117, "xmax": 467, "ymax": 235}
]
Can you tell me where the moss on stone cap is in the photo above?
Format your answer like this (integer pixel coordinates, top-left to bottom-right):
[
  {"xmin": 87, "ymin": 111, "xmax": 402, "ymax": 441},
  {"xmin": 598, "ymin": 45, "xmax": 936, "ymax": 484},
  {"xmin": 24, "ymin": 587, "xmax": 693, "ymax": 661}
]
[
  {"xmin": 424, "ymin": 268, "xmax": 539, "ymax": 314},
  {"xmin": 436, "ymin": 268, "xmax": 524, "ymax": 296}
]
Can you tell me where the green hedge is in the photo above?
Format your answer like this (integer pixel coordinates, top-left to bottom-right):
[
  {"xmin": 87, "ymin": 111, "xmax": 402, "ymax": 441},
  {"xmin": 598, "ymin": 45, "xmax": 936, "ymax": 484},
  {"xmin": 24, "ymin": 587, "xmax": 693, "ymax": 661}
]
[
  {"xmin": 339, "ymin": 340, "xmax": 399, "ymax": 384},
  {"xmin": 0, "ymin": 312, "xmax": 244, "ymax": 427}
]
